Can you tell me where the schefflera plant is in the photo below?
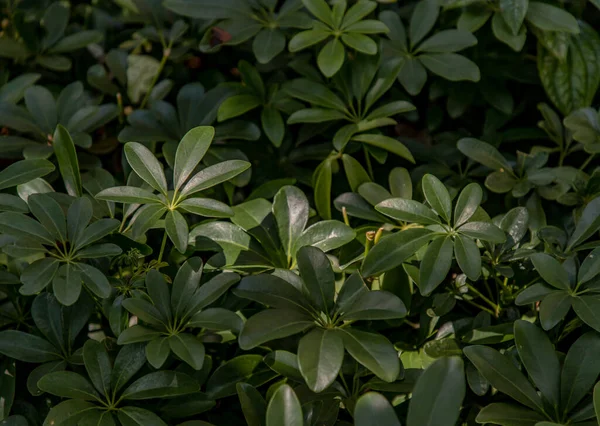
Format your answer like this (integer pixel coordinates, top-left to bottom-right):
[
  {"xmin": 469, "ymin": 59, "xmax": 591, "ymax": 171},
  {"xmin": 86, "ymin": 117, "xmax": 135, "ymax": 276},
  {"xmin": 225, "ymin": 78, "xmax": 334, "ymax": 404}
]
[
  {"xmin": 362, "ymin": 174, "xmax": 506, "ymax": 295},
  {"xmin": 117, "ymin": 258, "xmax": 242, "ymax": 370},
  {"xmin": 465, "ymin": 321, "xmax": 600, "ymax": 425},
  {"xmin": 96, "ymin": 126, "xmax": 251, "ymax": 254},
  {"xmin": 516, "ymin": 249, "xmax": 600, "ymax": 332},
  {"xmin": 235, "ymin": 246, "xmax": 406, "ymax": 393},
  {"xmin": 0, "ymin": 194, "xmax": 121, "ymax": 305},
  {"xmin": 39, "ymin": 340, "xmax": 199, "ymax": 426}
]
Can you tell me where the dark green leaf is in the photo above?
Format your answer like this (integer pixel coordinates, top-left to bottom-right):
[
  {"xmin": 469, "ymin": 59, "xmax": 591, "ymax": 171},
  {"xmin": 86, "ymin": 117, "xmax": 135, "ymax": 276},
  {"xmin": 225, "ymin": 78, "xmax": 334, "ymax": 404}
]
[
  {"xmin": 297, "ymin": 328, "xmax": 343, "ymax": 393},
  {"xmin": 53, "ymin": 125, "xmax": 82, "ymax": 197}
]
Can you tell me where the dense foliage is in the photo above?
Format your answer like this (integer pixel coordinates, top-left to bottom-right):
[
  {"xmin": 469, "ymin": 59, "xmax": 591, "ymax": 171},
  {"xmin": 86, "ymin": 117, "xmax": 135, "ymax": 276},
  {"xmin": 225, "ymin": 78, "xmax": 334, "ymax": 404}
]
[{"xmin": 0, "ymin": 0, "xmax": 600, "ymax": 425}]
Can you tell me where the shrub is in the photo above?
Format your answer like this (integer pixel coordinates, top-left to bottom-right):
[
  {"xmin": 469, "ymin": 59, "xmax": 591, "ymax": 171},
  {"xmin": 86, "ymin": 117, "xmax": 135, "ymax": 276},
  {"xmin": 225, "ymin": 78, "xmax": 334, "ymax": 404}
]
[{"xmin": 0, "ymin": 0, "xmax": 599, "ymax": 425}]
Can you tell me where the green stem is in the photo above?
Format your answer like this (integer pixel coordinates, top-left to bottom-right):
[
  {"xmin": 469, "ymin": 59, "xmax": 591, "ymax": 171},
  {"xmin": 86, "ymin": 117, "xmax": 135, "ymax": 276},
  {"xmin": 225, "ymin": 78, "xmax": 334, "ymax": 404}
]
[
  {"xmin": 157, "ymin": 230, "xmax": 168, "ymax": 263},
  {"xmin": 140, "ymin": 46, "xmax": 171, "ymax": 109},
  {"xmin": 364, "ymin": 146, "xmax": 374, "ymax": 180},
  {"xmin": 466, "ymin": 283, "xmax": 500, "ymax": 315},
  {"xmin": 580, "ymin": 153, "xmax": 596, "ymax": 171}
]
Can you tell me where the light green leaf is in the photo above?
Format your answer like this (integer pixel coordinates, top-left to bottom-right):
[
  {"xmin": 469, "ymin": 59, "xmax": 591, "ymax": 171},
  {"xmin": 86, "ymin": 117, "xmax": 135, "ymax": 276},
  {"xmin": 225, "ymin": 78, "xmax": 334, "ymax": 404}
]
[
  {"xmin": 124, "ymin": 142, "xmax": 168, "ymax": 195},
  {"xmin": 173, "ymin": 126, "xmax": 214, "ymax": 192},
  {"xmin": 266, "ymin": 384, "xmax": 303, "ymax": 426}
]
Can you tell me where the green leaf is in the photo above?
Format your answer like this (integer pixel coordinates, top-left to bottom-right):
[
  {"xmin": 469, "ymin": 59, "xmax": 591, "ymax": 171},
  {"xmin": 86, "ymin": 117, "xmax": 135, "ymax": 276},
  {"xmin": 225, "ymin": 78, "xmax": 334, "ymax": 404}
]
[
  {"xmin": 263, "ymin": 350, "xmax": 302, "ymax": 381},
  {"xmin": 28, "ymin": 193, "xmax": 67, "ymax": 242},
  {"xmin": 352, "ymin": 134, "xmax": 414, "ymax": 163},
  {"xmin": 145, "ymin": 338, "xmax": 170, "ymax": 369},
  {"xmin": 526, "ymin": 2, "xmax": 579, "ymax": 33},
  {"xmin": 25, "ymin": 86, "xmax": 57, "ymax": 135},
  {"xmin": 560, "ymin": 332, "xmax": 600, "ymax": 413},
  {"xmin": 188, "ymin": 308, "xmax": 243, "ymax": 333},
  {"xmin": 0, "ymin": 159, "xmax": 54, "ymax": 191},
  {"xmin": 295, "ymin": 220, "xmax": 356, "ymax": 256},
  {"xmin": 417, "ymin": 29, "xmax": 477, "ymax": 53},
  {"xmin": 314, "ymin": 158, "xmax": 333, "ymax": 220},
  {"xmin": 206, "ymin": 355, "xmax": 278, "ymax": 399},
  {"xmin": 0, "ymin": 330, "xmax": 61, "ymax": 362},
  {"xmin": 453, "ymin": 183, "xmax": 482, "ymax": 227},
  {"xmin": 218, "ymin": 95, "xmax": 262, "ymax": 122},
  {"xmin": 265, "ymin": 384, "xmax": 303, "ymax": 426},
  {"xmin": 579, "ymin": 246, "xmax": 600, "ymax": 285},
  {"xmin": 342, "ymin": 1, "xmax": 377, "ymax": 28},
  {"xmin": 457, "ymin": 138, "xmax": 513, "ymax": 172},
  {"xmin": 117, "ymin": 406, "xmax": 167, "ymax": 426},
  {"xmin": 410, "ymin": 0, "xmax": 439, "ymax": 47},
  {"xmin": 254, "ymin": 28, "xmax": 286, "ymax": 64},
  {"xmin": 273, "ymin": 186, "xmax": 309, "ymax": 262},
  {"xmin": 75, "ymin": 219, "xmax": 119, "ymax": 250},
  {"xmin": 124, "ymin": 142, "xmax": 167, "ymax": 195},
  {"xmin": 95, "ymin": 186, "xmax": 162, "ymax": 204},
  {"xmin": 78, "ymin": 264, "xmax": 112, "ymax": 299},
  {"xmin": 514, "ymin": 320, "xmax": 560, "ymax": 407},
  {"xmin": 38, "ymin": 371, "xmax": 100, "ymax": 401},
  {"xmin": 43, "ymin": 400, "xmax": 97, "ymax": 426},
  {"xmin": 419, "ymin": 236, "xmax": 453, "ymax": 296},
  {"xmin": 145, "ymin": 269, "xmax": 171, "ymax": 321},
  {"xmin": 475, "ymin": 403, "xmax": 546, "ymax": 426},
  {"xmin": 458, "ymin": 222, "xmax": 506, "ymax": 243},
  {"xmin": 166, "ymin": 210, "xmax": 189, "ymax": 253},
  {"xmin": 284, "ymin": 78, "xmax": 346, "ymax": 111},
  {"xmin": 53, "ymin": 125, "xmax": 82, "ymax": 197},
  {"xmin": 362, "ymin": 228, "xmax": 436, "ymax": 276},
  {"xmin": 297, "ymin": 328, "xmax": 344, "ymax": 393},
  {"xmin": 178, "ymin": 198, "xmax": 233, "ymax": 218},
  {"xmin": 341, "ymin": 33, "xmax": 377, "ymax": 54},
  {"xmin": 122, "ymin": 371, "xmax": 198, "ymax": 400},
  {"xmin": 83, "ymin": 340, "xmax": 112, "ymax": 398},
  {"xmin": 342, "ymin": 154, "xmax": 371, "ymax": 191},
  {"xmin": 422, "ymin": 174, "xmax": 452, "ymax": 223},
  {"xmin": 339, "ymin": 328, "xmax": 399, "ymax": 382},
  {"xmin": 288, "ymin": 30, "xmax": 330, "ymax": 52},
  {"xmin": 111, "ymin": 343, "xmax": 147, "ymax": 394},
  {"xmin": 296, "ymin": 246, "xmax": 335, "ymax": 314},
  {"xmin": 169, "ymin": 334, "xmax": 205, "ymax": 370},
  {"xmin": 355, "ymin": 392, "xmax": 401, "ymax": 426},
  {"xmin": 317, "ymin": 38, "xmax": 345, "ymax": 78},
  {"xmin": 454, "ymin": 234, "xmax": 481, "ymax": 280},
  {"xmin": 180, "ymin": 160, "xmax": 251, "ymax": 197},
  {"xmin": 572, "ymin": 296, "xmax": 600, "ymax": 332},
  {"xmin": 594, "ymin": 382, "xmax": 600, "ymax": 425},
  {"xmin": 171, "ymin": 257, "xmax": 203, "ymax": 317},
  {"xmin": 407, "ymin": 357, "xmax": 465, "ymax": 426},
  {"xmin": 118, "ymin": 325, "xmax": 162, "ymax": 344},
  {"xmin": 539, "ymin": 291, "xmax": 571, "ymax": 331},
  {"xmin": 499, "ymin": 0, "xmax": 529, "ymax": 36},
  {"xmin": 376, "ymin": 198, "xmax": 439, "ymax": 224},
  {"xmin": 173, "ymin": 126, "xmax": 214, "ymax": 192},
  {"xmin": 53, "ymin": 263, "xmax": 82, "ymax": 306},
  {"xmin": 238, "ymin": 309, "xmax": 314, "ymax": 350},
  {"xmin": 340, "ymin": 289, "xmax": 407, "ymax": 320},
  {"xmin": 302, "ymin": 0, "xmax": 334, "ymax": 27},
  {"xmin": 287, "ymin": 108, "xmax": 346, "ymax": 123},
  {"xmin": 20, "ymin": 258, "xmax": 60, "ymax": 295},
  {"xmin": 237, "ymin": 383, "xmax": 267, "ymax": 426},
  {"xmin": 567, "ymin": 197, "xmax": 600, "ymax": 250},
  {"xmin": 419, "ymin": 53, "xmax": 480, "ymax": 82},
  {"xmin": 48, "ymin": 30, "xmax": 103, "ymax": 53},
  {"xmin": 261, "ymin": 107, "xmax": 285, "ymax": 147},
  {"xmin": 463, "ymin": 345, "xmax": 545, "ymax": 412},
  {"xmin": 396, "ymin": 56, "xmax": 427, "ymax": 95},
  {"xmin": 537, "ymin": 22, "xmax": 599, "ymax": 116},
  {"xmin": 529, "ymin": 253, "xmax": 570, "ymax": 290}
]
